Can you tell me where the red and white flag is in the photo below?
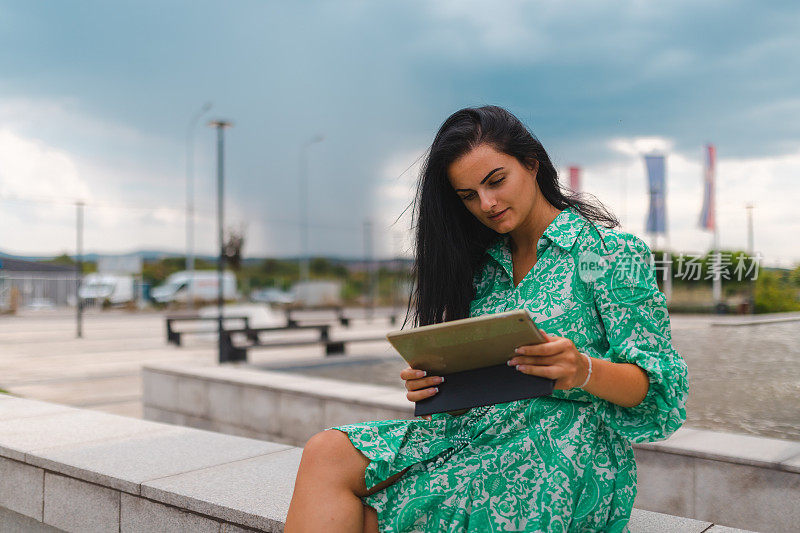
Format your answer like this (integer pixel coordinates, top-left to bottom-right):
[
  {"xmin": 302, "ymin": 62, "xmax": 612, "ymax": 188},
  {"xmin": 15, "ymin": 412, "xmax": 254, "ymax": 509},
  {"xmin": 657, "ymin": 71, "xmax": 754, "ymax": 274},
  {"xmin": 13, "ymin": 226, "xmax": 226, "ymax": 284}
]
[{"xmin": 568, "ymin": 166, "xmax": 581, "ymax": 192}]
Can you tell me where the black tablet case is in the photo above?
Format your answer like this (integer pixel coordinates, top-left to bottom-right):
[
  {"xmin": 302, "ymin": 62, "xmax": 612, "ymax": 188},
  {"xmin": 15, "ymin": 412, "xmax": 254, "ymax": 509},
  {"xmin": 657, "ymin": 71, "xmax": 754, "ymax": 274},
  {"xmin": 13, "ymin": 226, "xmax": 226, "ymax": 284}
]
[{"xmin": 413, "ymin": 363, "xmax": 555, "ymax": 416}]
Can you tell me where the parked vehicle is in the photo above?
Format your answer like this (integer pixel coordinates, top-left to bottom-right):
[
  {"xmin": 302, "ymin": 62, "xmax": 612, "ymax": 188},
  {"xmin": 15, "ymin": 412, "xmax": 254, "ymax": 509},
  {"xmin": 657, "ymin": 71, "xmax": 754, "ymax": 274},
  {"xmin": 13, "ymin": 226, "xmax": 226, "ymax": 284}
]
[
  {"xmin": 250, "ymin": 287, "xmax": 295, "ymax": 305},
  {"xmin": 79, "ymin": 273, "xmax": 135, "ymax": 305},
  {"xmin": 290, "ymin": 280, "xmax": 342, "ymax": 307},
  {"xmin": 151, "ymin": 270, "xmax": 237, "ymax": 304}
]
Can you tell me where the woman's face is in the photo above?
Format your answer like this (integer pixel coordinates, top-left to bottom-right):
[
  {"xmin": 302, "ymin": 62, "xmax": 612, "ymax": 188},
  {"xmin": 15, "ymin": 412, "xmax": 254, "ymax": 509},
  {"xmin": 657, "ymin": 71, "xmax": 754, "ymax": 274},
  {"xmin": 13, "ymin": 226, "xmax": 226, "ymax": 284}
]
[{"xmin": 447, "ymin": 143, "xmax": 540, "ymax": 233}]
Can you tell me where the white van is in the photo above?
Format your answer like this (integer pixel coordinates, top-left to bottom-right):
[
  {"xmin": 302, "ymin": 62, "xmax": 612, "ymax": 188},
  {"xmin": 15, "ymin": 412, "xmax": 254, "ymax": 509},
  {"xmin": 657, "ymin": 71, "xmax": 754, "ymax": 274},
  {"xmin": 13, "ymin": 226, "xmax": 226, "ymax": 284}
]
[
  {"xmin": 79, "ymin": 273, "xmax": 135, "ymax": 305},
  {"xmin": 291, "ymin": 280, "xmax": 342, "ymax": 307},
  {"xmin": 151, "ymin": 270, "xmax": 237, "ymax": 304}
]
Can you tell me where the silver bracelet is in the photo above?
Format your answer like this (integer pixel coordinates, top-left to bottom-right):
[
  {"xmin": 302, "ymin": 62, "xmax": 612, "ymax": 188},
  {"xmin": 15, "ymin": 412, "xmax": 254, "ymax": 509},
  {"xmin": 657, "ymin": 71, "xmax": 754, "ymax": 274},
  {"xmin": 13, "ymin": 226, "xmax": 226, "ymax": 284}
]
[{"xmin": 578, "ymin": 352, "xmax": 592, "ymax": 388}]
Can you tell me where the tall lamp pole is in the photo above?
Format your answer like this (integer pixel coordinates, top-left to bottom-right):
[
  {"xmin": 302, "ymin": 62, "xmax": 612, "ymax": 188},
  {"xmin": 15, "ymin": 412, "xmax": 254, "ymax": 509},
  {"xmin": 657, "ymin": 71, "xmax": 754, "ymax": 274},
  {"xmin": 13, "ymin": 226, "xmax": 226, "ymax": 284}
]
[
  {"xmin": 186, "ymin": 102, "xmax": 212, "ymax": 309},
  {"xmin": 363, "ymin": 219, "xmax": 374, "ymax": 321},
  {"xmin": 75, "ymin": 201, "xmax": 84, "ymax": 338},
  {"xmin": 746, "ymin": 202, "xmax": 755, "ymax": 314},
  {"xmin": 209, "ymin": 119, "xmax": 233, "ymax": 363},
  {"xmin": 299, "ymin": 135, "xmax": 324, "ymax": 285}
]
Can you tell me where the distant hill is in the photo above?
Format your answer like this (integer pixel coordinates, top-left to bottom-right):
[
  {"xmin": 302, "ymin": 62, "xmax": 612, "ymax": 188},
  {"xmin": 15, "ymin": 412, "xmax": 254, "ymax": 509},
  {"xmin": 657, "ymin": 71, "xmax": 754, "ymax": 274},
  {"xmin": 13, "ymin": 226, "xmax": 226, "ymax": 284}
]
[
  {"xmin": 0, "ymin": 249, "xmax": 412, "ymax": 267},
  {"xmin": 0, "ymin": 250, "xmax": 202, "ymax": 263}
]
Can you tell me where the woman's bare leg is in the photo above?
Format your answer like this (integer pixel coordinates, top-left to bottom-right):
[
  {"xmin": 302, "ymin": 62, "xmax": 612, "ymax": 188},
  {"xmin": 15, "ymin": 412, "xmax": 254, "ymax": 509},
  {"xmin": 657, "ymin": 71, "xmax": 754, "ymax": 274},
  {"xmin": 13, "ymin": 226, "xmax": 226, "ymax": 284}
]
[
  {"xmin": 362, "ymin": 505, "xmax": 379, "ymax": 533},
  {"xmin": 285, "ymin": 429, "xmax": 405, "ymax": 532}
]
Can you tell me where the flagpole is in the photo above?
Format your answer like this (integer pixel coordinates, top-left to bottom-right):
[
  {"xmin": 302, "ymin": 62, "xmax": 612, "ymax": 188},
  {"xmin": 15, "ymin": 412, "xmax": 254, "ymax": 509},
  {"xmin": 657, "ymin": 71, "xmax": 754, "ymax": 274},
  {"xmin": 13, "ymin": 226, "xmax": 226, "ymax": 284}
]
[
  {"xmin": 711, "ymin": 146, "xmax": 722, "ymax": 311},
  {"xmin": 664, "ymin": 235, "xmax": 672, "ymax": 303},
  {"xmin": 662, "ymin": 160, "xmax": 672, "ymax": 303},
  {"xmin": 712, "ymin": 226, "xmax": 721, "ymax": 307}
]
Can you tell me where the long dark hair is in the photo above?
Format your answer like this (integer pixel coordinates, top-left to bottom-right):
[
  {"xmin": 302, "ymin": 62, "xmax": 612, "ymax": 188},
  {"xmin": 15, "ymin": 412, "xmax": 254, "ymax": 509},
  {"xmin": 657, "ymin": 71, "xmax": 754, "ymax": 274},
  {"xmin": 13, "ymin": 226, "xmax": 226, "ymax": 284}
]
[{"xmin": 403, "ymin": 105, "xmax": 618, "ymax": 328}]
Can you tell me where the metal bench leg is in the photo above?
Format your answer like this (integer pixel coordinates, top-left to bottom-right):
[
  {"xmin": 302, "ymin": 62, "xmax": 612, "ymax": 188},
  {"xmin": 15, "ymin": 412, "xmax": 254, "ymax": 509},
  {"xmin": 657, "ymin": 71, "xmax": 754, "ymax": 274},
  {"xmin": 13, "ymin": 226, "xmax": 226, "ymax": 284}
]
[
  {"xmin": 166, "ymin": 321, "xmax": 181, "ymax": 346},
  {"xmin": 220, "ymin": 333, "xmax": 248, "ymax": 363},
  {"xmin": 245, "ymin": 328, "xmax": 259, "ymax": 343},
  {"xmin": 325, "ymin": 341, "xmax": 345, "ymax": 356}
]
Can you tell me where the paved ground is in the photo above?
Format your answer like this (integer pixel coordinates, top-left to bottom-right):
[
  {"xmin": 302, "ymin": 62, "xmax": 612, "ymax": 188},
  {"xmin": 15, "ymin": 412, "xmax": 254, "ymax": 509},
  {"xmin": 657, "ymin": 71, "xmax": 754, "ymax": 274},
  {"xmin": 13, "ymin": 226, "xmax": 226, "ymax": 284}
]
[
  {"xmin": 2, "ymin": 306, "xmax": 797, "ymax": 438},
  {"xmin": 0, "ymin": 305, "xmax": 399, "ymax": 418}
]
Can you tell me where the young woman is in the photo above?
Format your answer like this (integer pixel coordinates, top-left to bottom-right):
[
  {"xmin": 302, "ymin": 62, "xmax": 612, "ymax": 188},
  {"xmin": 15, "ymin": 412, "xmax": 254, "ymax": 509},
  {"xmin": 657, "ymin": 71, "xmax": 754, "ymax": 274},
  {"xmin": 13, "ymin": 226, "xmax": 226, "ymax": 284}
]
[{"xmin": 285, "ymin": 105, "xmax": 689, "ymax": 532}]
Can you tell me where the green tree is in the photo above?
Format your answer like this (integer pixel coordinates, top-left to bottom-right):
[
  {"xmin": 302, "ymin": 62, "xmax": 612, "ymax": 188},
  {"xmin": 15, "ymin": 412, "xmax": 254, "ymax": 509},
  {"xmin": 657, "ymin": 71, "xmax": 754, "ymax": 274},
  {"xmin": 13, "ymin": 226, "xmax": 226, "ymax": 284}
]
[
  {"xmin": 46, "ymin": 253, "xmax": 75, "ymax": 266},
  {"xmin": 754, "ymin": 269, "xmax": 800, "ymax": 313}
]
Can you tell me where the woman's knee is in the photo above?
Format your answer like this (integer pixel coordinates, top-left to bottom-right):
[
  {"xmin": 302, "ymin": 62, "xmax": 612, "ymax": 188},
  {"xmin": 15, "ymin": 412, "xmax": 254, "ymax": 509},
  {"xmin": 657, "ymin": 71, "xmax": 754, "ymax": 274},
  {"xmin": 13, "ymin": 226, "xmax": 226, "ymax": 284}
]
[
  {"xmin": 301, "ymin": 429, "xmax": 367, "ymax": 472},
  {"xmin": 299, "ymin": 430, "xmax": 369, "ymax": 494}
]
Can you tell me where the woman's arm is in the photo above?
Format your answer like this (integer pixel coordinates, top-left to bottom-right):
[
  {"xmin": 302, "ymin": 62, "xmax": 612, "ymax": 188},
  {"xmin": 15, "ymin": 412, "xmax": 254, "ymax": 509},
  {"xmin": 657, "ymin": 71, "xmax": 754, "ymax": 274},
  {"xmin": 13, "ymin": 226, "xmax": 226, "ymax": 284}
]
[
  {"xmin": 508, "ymin": 331, "xmax": 650, "ymax": 408},
  {"xmin": 580, "ymin": 356, "xmax": 649, "ymax": 408},
  {"xmin": 512, "ymin": 233, "xmax": 688, "ymax": 443}
]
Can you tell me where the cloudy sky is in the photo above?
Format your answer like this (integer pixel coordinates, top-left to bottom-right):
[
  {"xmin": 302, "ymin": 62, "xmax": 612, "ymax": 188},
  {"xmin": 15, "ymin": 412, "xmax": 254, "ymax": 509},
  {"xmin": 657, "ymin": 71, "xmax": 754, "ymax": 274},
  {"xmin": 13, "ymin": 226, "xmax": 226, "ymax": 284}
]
[{"xmin": 1, "ymin": 1, "xmax": 799, "ymax": 265}]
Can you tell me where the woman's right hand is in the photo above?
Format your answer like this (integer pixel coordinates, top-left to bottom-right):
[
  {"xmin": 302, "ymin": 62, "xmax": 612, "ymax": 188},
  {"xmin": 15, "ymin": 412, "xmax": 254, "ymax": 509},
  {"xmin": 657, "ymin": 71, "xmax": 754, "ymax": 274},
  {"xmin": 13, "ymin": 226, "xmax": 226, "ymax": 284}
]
[{"xmin": 401, "ymin": 367, "xmax": 443, "ymax": 421}]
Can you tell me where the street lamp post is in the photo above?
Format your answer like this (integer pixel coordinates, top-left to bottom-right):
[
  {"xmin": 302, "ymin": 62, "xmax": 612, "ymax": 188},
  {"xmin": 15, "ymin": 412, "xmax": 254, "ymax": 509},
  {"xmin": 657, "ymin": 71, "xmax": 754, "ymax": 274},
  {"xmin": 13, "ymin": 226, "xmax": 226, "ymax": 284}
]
[
  {"xmin": 209, "ymin": 119, "xmax": 233, "ymax": 363},
  {"xmin": 186, "ymin": 102, "xmax": 212, "ymax": 309},
  {"xmin": 746, "ymin": 203, "xmax": 755, "ymax": 314},
  {"xmin": 75, "ymin": 201, "xmax": 84, "ymax": 339},
  {"xmin": 299, "ymin": 135, "xmax": 324, "ymax": 285}
]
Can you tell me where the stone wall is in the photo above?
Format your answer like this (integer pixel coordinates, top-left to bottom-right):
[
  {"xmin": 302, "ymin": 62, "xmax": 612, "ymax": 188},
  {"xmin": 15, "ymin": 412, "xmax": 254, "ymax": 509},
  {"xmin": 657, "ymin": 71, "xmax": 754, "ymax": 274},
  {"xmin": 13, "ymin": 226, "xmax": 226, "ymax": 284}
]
[
  {"xmin": 143, "ymin": 363, "xmax": 412, "ymax": 446},
  {"xmin": 0, "ymin": 394, "xmax": 749, "ymax": 532},
  {"xmin": 0, "ymin": 394, "xmax": 299, "ymax": 531},
  {"xmin": 142, "ymin": 362, "xmax": 800, "ymax": 532}
]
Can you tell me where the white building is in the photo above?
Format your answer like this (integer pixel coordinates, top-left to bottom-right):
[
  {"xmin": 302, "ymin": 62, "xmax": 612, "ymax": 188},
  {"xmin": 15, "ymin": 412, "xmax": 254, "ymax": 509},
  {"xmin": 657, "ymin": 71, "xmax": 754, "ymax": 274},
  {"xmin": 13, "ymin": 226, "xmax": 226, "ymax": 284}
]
[{"xmin": 0, "ymin": 258, "xmax": 79, "ymax": 310}]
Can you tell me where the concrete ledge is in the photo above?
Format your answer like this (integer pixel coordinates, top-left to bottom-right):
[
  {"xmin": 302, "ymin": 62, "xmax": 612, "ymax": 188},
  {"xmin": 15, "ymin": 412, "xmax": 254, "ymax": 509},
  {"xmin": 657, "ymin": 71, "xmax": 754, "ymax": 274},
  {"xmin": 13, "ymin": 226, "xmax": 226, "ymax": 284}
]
[
  {"xmin": 0, "ymin": 395, "xmax": 751, "ymax": 532},
  {"xmin": 636, "ymin": 426, "xmax": 800, "ymax": 473},
  {"xmin": 143, "ymin": 362, "xmax": 412, "ymax": 446},
  {"xmin": 142, "ymin": 363, "xmax": 798, "ymax": 531},
  {"xmin": 0, "ymin": 456, "xmax": 44, "ymax": 520},
  {"xmin": 44, "ymin": 471, "xmax": 120, "ymax": 532},
  {"xmin": 142, "ymin": 362, "xmax": 800, "ymax": 470},
  {"xmin": 710, "ymin": 312, "xmax": 800, "ymax": 327},
  {"xmin": 0, "ymin": 395, "xmax": 295, "ymax": 531}
]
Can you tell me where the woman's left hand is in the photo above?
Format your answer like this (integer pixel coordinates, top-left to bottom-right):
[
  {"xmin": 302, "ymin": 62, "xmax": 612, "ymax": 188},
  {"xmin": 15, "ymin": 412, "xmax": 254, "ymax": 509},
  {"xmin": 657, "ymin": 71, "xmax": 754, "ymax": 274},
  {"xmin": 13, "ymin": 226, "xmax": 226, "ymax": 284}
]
[{"xmin": 508, "ymin": 329, "xmax": 590, "ymax": 390}]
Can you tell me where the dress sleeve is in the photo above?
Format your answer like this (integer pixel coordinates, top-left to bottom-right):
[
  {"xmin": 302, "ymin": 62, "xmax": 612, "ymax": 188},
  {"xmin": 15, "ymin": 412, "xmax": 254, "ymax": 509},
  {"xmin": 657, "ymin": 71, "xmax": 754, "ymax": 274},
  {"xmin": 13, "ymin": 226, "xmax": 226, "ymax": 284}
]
[{"xmin": 590, "ymin": 233, "xmax": 689, "ymax": 443}]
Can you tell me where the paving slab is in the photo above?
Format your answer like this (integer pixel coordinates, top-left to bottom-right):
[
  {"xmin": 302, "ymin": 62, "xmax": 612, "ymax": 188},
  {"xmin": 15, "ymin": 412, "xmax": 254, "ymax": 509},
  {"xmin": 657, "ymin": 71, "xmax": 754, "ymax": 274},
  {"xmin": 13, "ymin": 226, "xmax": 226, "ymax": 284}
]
[
  {"xmin": 141, "ymin": 447, "xmax": 303, "ymax": 532},
  {"xmin": 0, "ymin": 407, "xmax": 175, "ymax": 461},
  {"xmin": 628, "ymin": 508, "xmax": 712, "ymax": 532},
  {"xmin": 8, "ymin": 374, "xmax": 141, "ymax": 407},
  {"xmin": 0, "ymin": 396, "xmax": 75, "ymax": 422},
  {"xmin": 27, "ymin": 426, "xmax": 290, "ymax": 494}
]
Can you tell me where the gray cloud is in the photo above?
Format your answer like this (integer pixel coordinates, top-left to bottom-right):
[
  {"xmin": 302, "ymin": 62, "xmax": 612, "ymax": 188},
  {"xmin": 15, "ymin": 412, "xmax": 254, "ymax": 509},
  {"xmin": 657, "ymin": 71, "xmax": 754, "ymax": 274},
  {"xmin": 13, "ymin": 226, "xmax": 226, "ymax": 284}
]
[{"xmin": 0, "ymin": 0, "xmax": 798, "ymax": 261}]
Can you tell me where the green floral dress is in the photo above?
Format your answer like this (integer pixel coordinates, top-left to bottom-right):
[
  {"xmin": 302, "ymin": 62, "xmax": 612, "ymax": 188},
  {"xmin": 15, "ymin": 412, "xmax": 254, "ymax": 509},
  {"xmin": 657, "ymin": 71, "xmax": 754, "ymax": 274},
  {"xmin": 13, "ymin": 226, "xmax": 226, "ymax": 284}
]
[{"xmin": 334, "ymin": 207, "xmax": 689, "ymax": 532}]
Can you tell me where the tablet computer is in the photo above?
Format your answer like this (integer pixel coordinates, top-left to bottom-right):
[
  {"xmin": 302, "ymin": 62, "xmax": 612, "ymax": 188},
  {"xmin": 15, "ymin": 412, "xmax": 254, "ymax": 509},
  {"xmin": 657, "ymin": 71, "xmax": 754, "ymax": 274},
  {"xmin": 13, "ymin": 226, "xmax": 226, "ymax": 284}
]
[{"xmin": 386, "ymin": 309, "xmax": 555, "ymax": 415}]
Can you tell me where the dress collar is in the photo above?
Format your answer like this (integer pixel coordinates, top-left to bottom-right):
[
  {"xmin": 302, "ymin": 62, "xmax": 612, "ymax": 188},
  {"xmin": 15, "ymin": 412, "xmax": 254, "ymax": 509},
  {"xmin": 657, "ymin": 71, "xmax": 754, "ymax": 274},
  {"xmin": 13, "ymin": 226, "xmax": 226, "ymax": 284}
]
[
  {"xmin": 484, "ymin": 206, "xmax": 587, "ymax": 270},
  {"xmin": 542, "ymin": 206, "xmax": 587, "ymax": 251}
]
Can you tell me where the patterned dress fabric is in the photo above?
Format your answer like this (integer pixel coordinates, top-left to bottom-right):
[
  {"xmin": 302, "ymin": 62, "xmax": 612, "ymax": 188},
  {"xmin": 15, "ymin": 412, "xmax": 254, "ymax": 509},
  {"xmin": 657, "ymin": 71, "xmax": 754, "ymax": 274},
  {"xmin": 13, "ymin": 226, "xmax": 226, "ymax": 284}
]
[{"xmin": 333, "ymin": 207, "xmax": 689, "ymax": 532}]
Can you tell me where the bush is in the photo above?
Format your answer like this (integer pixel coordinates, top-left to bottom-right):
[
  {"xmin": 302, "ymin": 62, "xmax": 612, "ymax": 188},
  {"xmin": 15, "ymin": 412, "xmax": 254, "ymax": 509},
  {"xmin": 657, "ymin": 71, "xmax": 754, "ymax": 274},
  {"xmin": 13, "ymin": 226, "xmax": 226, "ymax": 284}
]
[{"xmin": 754, "ymin": 269, "xmax": 800, "ymax": 313}]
